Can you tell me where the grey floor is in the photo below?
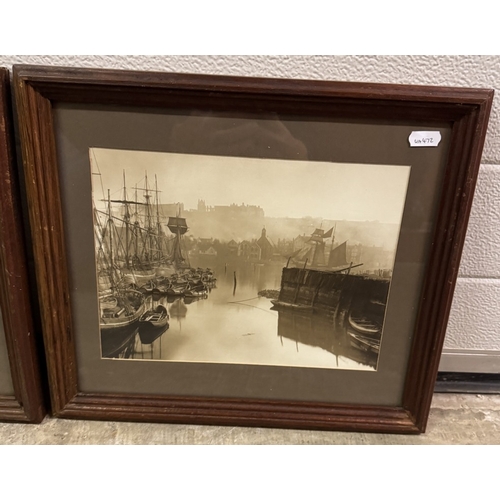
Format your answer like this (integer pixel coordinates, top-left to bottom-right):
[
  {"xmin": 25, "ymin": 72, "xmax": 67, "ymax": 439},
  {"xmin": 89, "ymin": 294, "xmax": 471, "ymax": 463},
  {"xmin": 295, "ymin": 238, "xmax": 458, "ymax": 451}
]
[{"xmin": 1, "ymin": 393, "xmax": 500, "ymax": 444}]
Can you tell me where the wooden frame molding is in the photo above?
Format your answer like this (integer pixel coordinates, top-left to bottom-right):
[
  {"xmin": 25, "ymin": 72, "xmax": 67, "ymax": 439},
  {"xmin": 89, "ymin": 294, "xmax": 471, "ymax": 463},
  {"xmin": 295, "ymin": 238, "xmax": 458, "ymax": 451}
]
[
  {"xmin": 13, "ymin": 64, "xmax": 493, "ymax": 433},
  {"xmin": 0, "ymin": 67, "xmax": 45, "ymax": 423}
]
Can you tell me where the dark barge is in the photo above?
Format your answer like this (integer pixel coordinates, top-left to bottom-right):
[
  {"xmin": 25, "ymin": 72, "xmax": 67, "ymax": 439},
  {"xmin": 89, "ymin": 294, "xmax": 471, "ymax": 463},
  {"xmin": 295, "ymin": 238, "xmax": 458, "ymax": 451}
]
[{"xmin": 271, "ymin": 267, "xmax": 391, "ymax": 357}]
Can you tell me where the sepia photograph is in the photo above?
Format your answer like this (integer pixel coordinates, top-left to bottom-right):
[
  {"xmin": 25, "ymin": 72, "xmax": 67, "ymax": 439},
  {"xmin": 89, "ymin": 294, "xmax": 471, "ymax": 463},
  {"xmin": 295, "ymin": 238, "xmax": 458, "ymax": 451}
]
[{"xmin": 91, "ymin": 148, "xmax": 410, "ymax": 371}]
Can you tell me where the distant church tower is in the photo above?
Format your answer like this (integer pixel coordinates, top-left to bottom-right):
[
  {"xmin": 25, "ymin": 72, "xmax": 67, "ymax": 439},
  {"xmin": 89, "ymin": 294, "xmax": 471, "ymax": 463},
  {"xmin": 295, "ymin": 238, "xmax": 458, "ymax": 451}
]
[
  {"xmin": 257, "ymin": 227, "xmax": 273, "ymax": 260},
  {"xmin": 198, "ymin": 199, "xmax": 206, "ymax": 212}
]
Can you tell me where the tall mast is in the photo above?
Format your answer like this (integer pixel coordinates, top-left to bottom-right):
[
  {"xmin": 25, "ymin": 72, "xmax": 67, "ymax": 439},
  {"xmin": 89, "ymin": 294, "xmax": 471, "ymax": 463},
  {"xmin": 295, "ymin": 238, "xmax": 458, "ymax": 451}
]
[
  {"xmin": 94, "ymin": 202, "xmax": 106, "ymax": 274},
  {"xmin": 107, "ymin": 189, "xmax": 114, "ymax": 287},
  {"xmin": 134, "ymin": 184, "xmax": 139, "ymax": 259},
  {"xmin": 101, "ymin": 175, "xmax": 147, "ymax": 269},
  {"xmin": 330, "ymin": 223, "xmax": 337, "ymax": 252},
  {"xmin": 177, "ymin": 204, "xmax": 181, "ymax": 264},
  {"xmin": 155, "ymin": 174, "xmax": 162, "ymax": 260},
  {"xmin": 123, "ymin": 171, "xmax": 130, "ymax": 267},
  {"xmin": 144, "ymin": 172, "xmax": 154, "ymax": 262}
]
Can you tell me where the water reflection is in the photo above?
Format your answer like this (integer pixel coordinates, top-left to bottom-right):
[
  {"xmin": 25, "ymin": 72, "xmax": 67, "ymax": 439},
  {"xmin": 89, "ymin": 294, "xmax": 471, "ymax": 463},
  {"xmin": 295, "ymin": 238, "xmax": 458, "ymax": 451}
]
[
  {"xmin": 169, "ymin": 297, "xmax": 188, "ymax": 318},
  {"xmin": 275, "ymin": 310, "xmax": 376, "ymax": 369},
  {"xmin": 100, "ymin": 258, "xmax": 377, "ymax": 370}
]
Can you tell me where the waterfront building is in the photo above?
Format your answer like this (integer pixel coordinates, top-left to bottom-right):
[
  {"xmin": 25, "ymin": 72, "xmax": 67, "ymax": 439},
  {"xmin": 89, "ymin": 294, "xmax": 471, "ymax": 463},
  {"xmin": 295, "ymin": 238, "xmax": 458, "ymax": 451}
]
[{"xmin": 257, "ymin": 227, "xmax": 274, "ymax": 261}]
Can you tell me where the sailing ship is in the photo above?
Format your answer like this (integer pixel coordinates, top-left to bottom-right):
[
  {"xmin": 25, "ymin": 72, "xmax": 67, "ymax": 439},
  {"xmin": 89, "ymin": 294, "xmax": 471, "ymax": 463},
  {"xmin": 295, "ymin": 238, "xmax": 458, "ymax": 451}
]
[
  {"xmin": 91, "ymin": 159, "xmax": 216, "ymax": 347},
  {"xmin": 308, "ymin": 226, "xmax": 333, "ymax": 267},
  {"xmin": 290, "ymin": 224, "xmax": 360, "ymax": 273},
  {"xmin": 124, "ymin": 173, "xmax": 171, "ymax": 282},
  {"xmin": 96, "ymin": 172, "xmax": 155, "ymax": 284},
  {"xmin": 94, "ymin": 170, "xmax": 178, "ymax": 284},
  {"xmin": 95, "ymin": 189, "xmax": 146, "ymax": 336},
  {"xmin": 166, "ymin": 206, "xmax": 190, "ymax": 270},
  {"xmin": 328, "ymin": 240, "xmax": 357, "ymax": 272}
]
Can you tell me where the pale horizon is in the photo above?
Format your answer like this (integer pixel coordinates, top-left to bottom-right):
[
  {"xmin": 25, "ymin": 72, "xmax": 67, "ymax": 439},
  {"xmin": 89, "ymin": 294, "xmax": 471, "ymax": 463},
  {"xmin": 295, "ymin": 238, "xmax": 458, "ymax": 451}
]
[{"xmin": 90, "ymin": 148, "xmax": 411, "ymax": 225}]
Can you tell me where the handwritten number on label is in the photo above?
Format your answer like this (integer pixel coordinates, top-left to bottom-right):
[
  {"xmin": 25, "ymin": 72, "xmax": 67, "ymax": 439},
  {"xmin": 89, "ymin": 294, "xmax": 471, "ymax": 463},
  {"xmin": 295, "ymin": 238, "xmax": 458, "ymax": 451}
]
[{"xmin": 408, "ymin": 131, "xmax": 441, "ymax": 147}]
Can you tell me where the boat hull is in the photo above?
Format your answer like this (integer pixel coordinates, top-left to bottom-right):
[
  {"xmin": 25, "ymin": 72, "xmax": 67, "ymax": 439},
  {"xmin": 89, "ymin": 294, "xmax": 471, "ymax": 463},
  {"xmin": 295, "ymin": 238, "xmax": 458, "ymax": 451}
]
[
  {"xmin": 100, "ymin": 290, "xmax": 146, "ymax": 332},
  {"xmin": 138, "ymin": 305, "xmax": 169, "ymax": 344},
  {"xmin": 101, "ymin": 327, "xmax": 137, "ymax": 358},
  {"xmin": 347, "ymin": 331, "xmax": 380, "ymax": 354}
]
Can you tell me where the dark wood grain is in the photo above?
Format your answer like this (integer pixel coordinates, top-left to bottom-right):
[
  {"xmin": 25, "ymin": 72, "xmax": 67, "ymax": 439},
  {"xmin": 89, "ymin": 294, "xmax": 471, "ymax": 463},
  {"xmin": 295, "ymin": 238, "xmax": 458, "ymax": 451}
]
[
  {"xmin": 0, "ymin": 68, "xmax": 45, "ymax": 422},
  {"xmin": 61, "ymin": 393, "xmax": 420, "ymax": 434},
  {"xmin": 13, "ymin": 64, "xmax": 493, "ymax": 432},
  {"xmin": 402, "ymin": 102, "xmax": 492, "ymax": 431}
]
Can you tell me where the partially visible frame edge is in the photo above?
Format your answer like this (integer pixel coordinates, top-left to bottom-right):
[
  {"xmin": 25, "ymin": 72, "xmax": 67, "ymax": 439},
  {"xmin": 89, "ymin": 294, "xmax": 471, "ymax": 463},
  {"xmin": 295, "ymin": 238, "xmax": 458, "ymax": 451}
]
[{"xmin": 0, "ymin": 67, "xmax": 45, "ymax": 423}]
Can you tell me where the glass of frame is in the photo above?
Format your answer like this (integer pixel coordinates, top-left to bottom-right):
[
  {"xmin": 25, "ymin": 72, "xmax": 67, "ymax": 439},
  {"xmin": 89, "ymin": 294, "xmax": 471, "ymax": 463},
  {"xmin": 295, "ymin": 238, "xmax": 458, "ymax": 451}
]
[
  {"xmin": 14, "ymin": 65, "xmax": 493, "ymax": 433},
  {"xmin": 0, "ymin": 67, "xmax": 45, "ymax": 423}
]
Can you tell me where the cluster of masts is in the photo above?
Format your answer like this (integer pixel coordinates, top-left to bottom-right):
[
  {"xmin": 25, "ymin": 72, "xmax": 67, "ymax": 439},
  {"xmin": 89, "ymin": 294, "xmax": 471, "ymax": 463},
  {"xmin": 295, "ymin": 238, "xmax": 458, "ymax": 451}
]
[
  {"xmin": 93, "ymin": 170, "xmax": 217, "ymax": 338},
  {"xmin": 93, "ymin": 171, "xmax": 189, "ymax": 289}
]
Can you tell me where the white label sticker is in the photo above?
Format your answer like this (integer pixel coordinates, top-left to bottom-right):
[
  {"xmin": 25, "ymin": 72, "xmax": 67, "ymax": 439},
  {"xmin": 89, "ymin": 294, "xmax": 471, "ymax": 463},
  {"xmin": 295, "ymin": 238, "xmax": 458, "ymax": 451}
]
[{"xmin": 409, "ymin": 131, "xmax": 441, "ymax": 147}]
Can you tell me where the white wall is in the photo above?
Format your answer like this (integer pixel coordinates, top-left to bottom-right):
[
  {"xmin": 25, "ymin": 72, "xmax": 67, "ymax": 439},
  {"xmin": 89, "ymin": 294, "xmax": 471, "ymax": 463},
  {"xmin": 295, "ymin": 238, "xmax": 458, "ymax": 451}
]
[{"xmin": 1, "ymin": 55, "xmax": 499, "ymax": 372}]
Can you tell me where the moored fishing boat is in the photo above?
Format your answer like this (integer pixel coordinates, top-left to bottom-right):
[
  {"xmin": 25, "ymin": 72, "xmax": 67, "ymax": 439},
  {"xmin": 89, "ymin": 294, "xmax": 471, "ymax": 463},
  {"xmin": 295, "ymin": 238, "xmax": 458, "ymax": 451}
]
[
  {"xmin": 139, "ymin": 279, "xmax": 157, "ymax": 294},
  {"xmin": 347, "ymin": 331, "xmax": 380, "ymax": 354},
  {"xmin": 138, "ymin": 304, "xmax": 169, "ymax": 344},
  {"xmin": 347, "ymin": 311, "xmax": 381, "ymax": 336},
  {"xmin": 345, "ymin": 306, "xmax": 383, "ymax": 355},
  {"xmin": 100, "ymin": 289, "xmax": 145, "ymax": 333},
  {"xmin": 184, "ymin": 283, "xmax": 208, "ymax": 298},
  {"xmin": 152, "ymin": 280, "xmax": 171, "ymax": 296},
  {"xmin": 166, "ymin": 282, "xmax": 189, "ymax": 296}
]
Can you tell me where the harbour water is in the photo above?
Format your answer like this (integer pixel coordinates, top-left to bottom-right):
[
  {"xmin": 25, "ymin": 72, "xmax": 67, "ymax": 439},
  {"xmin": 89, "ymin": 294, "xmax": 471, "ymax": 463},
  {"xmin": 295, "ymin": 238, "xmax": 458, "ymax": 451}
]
[{"xmin": 101, "ymin": 258, "xmax": 377, "ymax": 371}]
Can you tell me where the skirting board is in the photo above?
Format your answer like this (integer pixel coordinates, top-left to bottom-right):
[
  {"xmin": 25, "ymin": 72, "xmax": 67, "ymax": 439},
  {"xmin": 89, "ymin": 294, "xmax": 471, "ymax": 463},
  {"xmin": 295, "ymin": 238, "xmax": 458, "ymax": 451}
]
[
  {"xmin": 434, "ymin": 351, "xmax": 500, "ymax": 393},
  {"xmin": 435, "ymin": 372, "xmax": 500, "ymax": 393},
  {"xmin": 439, "ymin": 349, "xmax": 500, "ymax": 373}
]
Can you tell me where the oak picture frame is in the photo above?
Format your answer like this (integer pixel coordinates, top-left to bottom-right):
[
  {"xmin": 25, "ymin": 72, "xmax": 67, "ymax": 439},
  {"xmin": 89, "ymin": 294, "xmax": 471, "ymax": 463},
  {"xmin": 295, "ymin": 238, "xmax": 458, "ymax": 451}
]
[
  {"xmin": 0, "ymin": 67, "xmax": 45, "ymax": 423},
  {"xmin": 13, "ymin": 64, "xmax": 493, "ymax": 433}
]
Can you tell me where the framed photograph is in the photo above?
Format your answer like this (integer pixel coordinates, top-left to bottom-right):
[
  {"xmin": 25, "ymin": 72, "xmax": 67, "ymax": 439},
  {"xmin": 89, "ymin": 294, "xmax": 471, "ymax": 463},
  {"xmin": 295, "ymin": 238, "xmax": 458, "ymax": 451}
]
[
  {"xmin": 14, "ymin": 65, "xmax": 492, "ymax": 433},
  {"xmin": 0, "ymin": 67, "xmax": 45, "ymax": 423}
]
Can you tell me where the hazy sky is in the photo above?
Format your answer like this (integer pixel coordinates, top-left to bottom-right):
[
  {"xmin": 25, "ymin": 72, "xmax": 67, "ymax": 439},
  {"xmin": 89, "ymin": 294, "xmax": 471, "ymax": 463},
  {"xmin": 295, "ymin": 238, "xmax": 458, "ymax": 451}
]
[{"xmin": 90, "ymin": 148, "xmax": 410, "ymax": 224}]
